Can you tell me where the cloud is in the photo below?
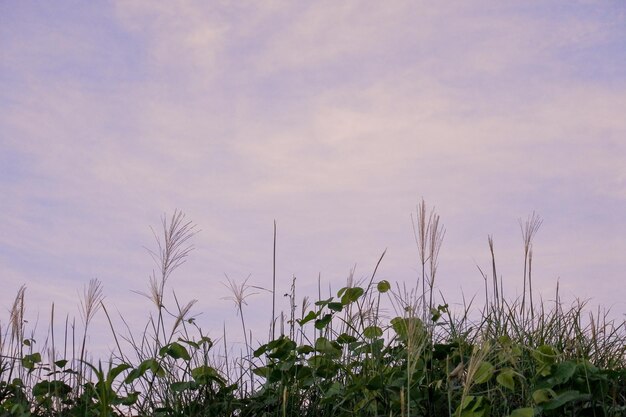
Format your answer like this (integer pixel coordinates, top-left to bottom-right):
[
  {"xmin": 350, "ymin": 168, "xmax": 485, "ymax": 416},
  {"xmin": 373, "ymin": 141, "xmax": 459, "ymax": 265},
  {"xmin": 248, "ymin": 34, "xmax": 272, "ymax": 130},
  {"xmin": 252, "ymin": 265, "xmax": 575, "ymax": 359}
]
[
  {"xmin": 2, "ymin": 0, "xmax": 626, "ymax": 353},
  {"xmin": 112, "ymin": 1, "xmax": 226, "ymax": 76}
]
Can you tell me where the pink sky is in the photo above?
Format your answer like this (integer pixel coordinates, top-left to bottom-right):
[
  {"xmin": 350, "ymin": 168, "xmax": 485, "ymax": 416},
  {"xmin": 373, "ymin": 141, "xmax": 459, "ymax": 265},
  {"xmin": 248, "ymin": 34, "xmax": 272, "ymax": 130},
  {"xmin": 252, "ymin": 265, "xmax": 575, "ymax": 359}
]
[{"xmin": 1, "ymin": 1, "xmax": 625, "ymax": 357}]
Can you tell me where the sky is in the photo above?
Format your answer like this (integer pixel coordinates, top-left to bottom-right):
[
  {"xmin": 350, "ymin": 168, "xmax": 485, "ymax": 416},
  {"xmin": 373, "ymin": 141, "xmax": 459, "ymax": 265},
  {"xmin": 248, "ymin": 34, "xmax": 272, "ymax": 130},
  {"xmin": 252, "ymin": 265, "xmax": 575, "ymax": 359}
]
[{"xmin": 1, "ymin": 1, "xmax": 625, "ymax": 357}]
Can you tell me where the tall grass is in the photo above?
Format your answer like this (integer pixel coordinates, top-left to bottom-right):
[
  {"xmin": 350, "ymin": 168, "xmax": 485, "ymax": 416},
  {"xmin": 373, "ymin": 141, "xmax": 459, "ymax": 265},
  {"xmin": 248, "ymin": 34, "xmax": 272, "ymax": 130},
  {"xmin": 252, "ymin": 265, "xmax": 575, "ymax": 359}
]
[{"xmin": 1, "ymin": 206, "xmax": 624, "ymax": 417}]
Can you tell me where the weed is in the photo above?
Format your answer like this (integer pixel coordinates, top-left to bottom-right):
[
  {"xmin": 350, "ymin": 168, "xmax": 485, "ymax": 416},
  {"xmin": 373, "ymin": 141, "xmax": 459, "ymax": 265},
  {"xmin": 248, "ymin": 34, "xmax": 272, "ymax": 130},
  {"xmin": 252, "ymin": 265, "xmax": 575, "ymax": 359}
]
[{"xmin": 1, "ymin": 204, "xmax": 624, "ymax": 417}]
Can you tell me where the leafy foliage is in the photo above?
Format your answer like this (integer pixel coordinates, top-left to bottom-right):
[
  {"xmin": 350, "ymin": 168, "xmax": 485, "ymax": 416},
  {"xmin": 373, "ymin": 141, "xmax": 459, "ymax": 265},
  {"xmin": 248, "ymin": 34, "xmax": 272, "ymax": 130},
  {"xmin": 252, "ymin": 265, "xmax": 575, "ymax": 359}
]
[{"xmin": 1, "ymin": 208, "xmax": 624, "ymax": 416}]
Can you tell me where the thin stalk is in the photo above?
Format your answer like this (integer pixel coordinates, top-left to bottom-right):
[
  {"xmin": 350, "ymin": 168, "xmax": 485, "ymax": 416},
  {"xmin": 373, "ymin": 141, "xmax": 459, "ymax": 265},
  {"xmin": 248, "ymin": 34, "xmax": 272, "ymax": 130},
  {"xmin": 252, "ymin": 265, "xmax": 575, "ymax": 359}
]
[{"xmin": 272, "ymin": 220, "xmax": 277, "ymax": 341}]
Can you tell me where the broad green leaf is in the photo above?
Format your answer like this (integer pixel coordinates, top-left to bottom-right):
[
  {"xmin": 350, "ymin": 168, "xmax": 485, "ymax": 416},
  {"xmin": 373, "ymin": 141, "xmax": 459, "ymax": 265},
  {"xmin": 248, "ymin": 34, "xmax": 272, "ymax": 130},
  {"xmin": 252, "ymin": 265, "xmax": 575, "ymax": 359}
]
[
  {"xmin": 170, "ymin": 381, "xmax": 197, "ymax": 393},
  {"xmin": 297, "ymin": 310, "xmax": 318, "ymax": 326},
  {"xmin": 328, "ymin": 302, "xmax": 343, "ymax": 312},
  {"xmin": 118, "ymin": 391, "xmax": 139, "ymax": 406},
  {"xmin": 279, "ymin": 360, "xmax": 295, "ymax": 371},
  {"xmin": 32, "ymin": 380, "xmax": 72, "ymax": 398},
  {"xmin": 159, "ymin": 342, "xmax": 191, "ymax": 360},
  {"xmin": 366, "ymin": 374, "xmax": 384, "ymax": 390},
  {"xmin": 430, "ymin": 307, "xmax": 442, "ymax": 322},
  {"xmin": 532, "ymin": 388, "xmax": 555, "ymax": 404},
  {"xmin": 472, "ymin": 361, "xmax": 494, "ymax": 384},
  {"xmin": 252, "ymin": 366, "xmax": 270, "ymax": 378},
  {"xmin": 542, "ymin": 390, "xmax": 591, "ymax": 411},
  {"xmin": 21, "ymin": 352, "xmax": 42, "ymax": 371},
  {"xmin": 509, "ymin": 407, "xmax": 535, "ymax": 417},
  {"xmin": 322, "ymin": 381, "xmax": 343, "ymax": 398},
  {"xmin": 297, "ymin": 345, "xmax": 315, "ymax": 355},
  {"xmin": 253, "ymin": 343, "xmax": 268, "ymax": 357},
  {"xmin": 191, "ymin": 365, "xmax": 223, "ymax": 384},
  {"xmin": 107, "ymin": 363, "xmax": 132, "ymax": 385},
  {"xmin": 124, "ymin": 358, "xmax": 163, "ymax": 383},
  {"xmin": 497, "ymin": 335, "xmax": 512, "ymax": 346},
  {"xmin": 458, "ymin": 395, "xmax": 489, "ymax": 417},
  {"xmin": 11, "ymin": 378, "xmax": 24, "ymax": 387},
  {"xmin": 549, "ymin": 361, "xmax": 576, "ymax": 385},
  {"xmin": 54, "ymin": 359, "xmax": 68, "ymax": 368},
  {"xmin": 532, "ymin": 345, "xmax": 557, "ymax": 365},
  {"xmin": 197, "ymin": 336, "xmax": 213, "ymax": 348},
  {"xmin": 177, "ymin": 338, "xmax": 200, "ymax": 349},
  {"xmin": 315, "ymin": 337, "xmax": 341, "ymax": 356},
  {"xmin": 147, "ymin": 358, "xmax": 165, "ymax": 377},
  {"xmin": 390, "ymin": 316, "xmax": 424, "ymax": 341},
  {"xmin": 532, "ymin": 346, "xmax": 557, "ymax": 377},
  {"xmin": 267, "ymin": 336, "xmax": 297, "ymax": 359},
  {"xmin": 314, "ymin": 297, "xmax": 333, "ymax": 306},
  {"xmin": 340, "ymin": 287, "xmax": 364, "ymax": 305},
  {"xmin": 314, "ymin": 313, "xmax": 332, "ymax": 330},
  {"xmin": 363, "ymin": 325, "xmax": 383, "ymax": 339},
  {"xmin": 307, "ymin": 356, "xmax": 338, "ymax": 378},
  {"xmin": 497, "ymin": 368, "xmax": 516, "ymax": 390},
  {"xmin": 577, "ymin": 359, "xmax": 598, "ymax": 374},
  {"xmin": 377, "ymin": 280, "xmax": 391, "ymax": 293},
  {"xmin": 336, "ymin": 333, "xmax": 357, "ymax": 344},
  {"xmin": 460, "ymin": 395, "xmax": 475, "ymax": 410}
]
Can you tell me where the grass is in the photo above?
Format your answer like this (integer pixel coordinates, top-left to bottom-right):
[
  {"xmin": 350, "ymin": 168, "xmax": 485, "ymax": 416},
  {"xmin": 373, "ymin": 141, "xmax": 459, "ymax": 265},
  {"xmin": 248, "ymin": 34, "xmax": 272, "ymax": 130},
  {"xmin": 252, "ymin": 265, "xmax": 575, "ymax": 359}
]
[{"xmin": 1, "ymin": 204, "xmax": 625, "ymax": 417}]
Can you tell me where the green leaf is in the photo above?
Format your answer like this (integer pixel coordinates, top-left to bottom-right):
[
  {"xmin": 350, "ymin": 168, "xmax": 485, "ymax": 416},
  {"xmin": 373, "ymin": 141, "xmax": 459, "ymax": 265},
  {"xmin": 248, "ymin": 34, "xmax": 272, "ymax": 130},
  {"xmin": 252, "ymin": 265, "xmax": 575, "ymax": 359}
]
[
  {"xmin": 148, "ymin": 358, "xmax": 165, "ymax": 377},
  {"xmin": 315, "ymin": 337, "xmax": 341, "ymax": 357},
  {"xmin": 390, "ymin": 316, "xmax": 424, "ymax": 341},
  {"xmin": 377, "ymin": 280, "xmax": 391, "ymax": 293},
  {"xmin": 336, "ymin": 333, "xmax": 357, "ymax": 344},
  {"xmin": 541, "ymin": 390, "xmax": 591, "ymax": 411},
  {"xmin": 328, "ymin": 302, "xmax": 343, "ymax": 312},
  {"xmin": 252, "ymin": 366, "xmax": 270, "ymax": 378},
  {"xmin": 266, "ymin": 336, "xmax": 297, "ymax": 359},
  {"xmin": 532, "ymin": 388, "xmax": 555, "ymax": 404},
  {"xmin": 118, "ymin": 391, "xmax": 140, "ymax": 406},
  {"xmin": 197, "ymin": 336, "xmax": 213, "ymax": 348},
  {"xmin": 253, "ymin": 343, "xmax": 268, "ymax": 357},
  {"xmin": 430, "ymin": 308, "xmax": 442, "ymax": 322},
  {"xmin": 366, "ymin": 374, "xmax": 384, "ymax": 390},
  {"xmin": 532, "ymin": 345, "xmax": 557, "ymax": 367},
  {"xmin": 509, "ymin": 407, "xmax": 535, "ymax": 417},
  {"xmin": 177, "ymin": 338, "xmax": 200, "ymax": 349},
  {"xmin": 363, "ymin": 325, "xmax": 383, "ymax": 339},
  {"xmin": 460, "ymin": 395, "xmax": 475, "ymax": 410},
  {"xmin": 322, "ymin": 381, "xmax": 344, "ymax": 399},
  {"xmin": 124, "ymin": 358, "xmax": 163, "ymax": 383},
  {"xmin": 496, "ymin": 368, "xmax": 516, "ymax": 390},
  {"xmin": 314, "ymin": 313, "xmax": 333, "ymax": 330},
  {"xmin": 472, "ymin": 361, "xmax": 494, "ymax": 384},
  {"xmin": 170, "ymin": 381, "xmax": 197, "ymax": 392},
  {"xmin": 21, "ymin": 352, "xmax": 42, "ymax": 371},
  {"xmin": 549, "ymin": 361, "xmax": 576, "ymax": 385},
  {"xmin": 296, "ymin": 345, "xmax": 314, "ymax": 355},
  {"xmin": 297, "ymin": 310, "xmax": 318, "ymax": 326},
  {"xmin": 314, "ymin": 297, "xmax": 333, "ymax": 306},
  {"xmin": 498, "ymin": 335, "xmax": 512, "ymax": 346},
  {"xmin": 159, "ymin": 342, "xmax": 191, "ymax": 361},
  {"xmin": 54, "ymin": 359, "xmax": 68, "ymax": 368},
  {"xmin": 340, "ymin": 287, "xmax": 364, "ymax": 305},
  {"xmin": 457, "ymin": 395, "xmax": 490, "ymax": 417},
  {"xmin": 107, "ymin": 363, "xmax": 132, "ymax": 384},
  {"xmin": 191, "ymin": 365, "xmax": 224, "ymax": 385},
  {"xmin": 32, "ymin": 380, "xmax": 72, "ymax": 398}
]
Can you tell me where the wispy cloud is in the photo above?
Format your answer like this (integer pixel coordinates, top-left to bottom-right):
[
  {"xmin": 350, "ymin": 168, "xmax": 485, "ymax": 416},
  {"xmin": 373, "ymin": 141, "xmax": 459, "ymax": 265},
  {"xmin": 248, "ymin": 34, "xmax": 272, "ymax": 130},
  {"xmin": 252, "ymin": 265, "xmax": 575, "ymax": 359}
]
[{"xmin": 1, "ymin": 1, "xmax": 625, "ymax": 354}]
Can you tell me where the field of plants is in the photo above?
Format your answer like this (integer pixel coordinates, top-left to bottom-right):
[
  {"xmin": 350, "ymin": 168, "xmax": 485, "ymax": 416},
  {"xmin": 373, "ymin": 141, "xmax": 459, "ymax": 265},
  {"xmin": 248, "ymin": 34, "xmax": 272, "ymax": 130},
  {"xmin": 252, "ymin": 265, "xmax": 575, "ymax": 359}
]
[{"xmin": 1, "ymin": 203, "xmax": 625, "ymax": 417}]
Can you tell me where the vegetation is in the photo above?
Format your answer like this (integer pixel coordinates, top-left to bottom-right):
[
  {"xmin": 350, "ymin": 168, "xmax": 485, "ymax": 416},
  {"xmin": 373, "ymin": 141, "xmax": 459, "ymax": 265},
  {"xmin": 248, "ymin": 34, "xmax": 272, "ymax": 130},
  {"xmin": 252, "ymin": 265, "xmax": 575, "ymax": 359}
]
[{"xmin": 1, "ymin": 204, "xmax": 625, "ymax": 417}]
